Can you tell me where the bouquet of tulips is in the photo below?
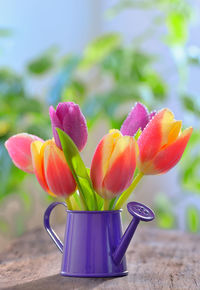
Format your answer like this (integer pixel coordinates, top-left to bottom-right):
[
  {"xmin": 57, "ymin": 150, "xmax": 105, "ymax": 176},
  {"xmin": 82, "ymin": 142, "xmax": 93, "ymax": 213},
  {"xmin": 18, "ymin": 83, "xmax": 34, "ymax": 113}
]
[{"xmin": 5, "ymin": 102, "xmax": 193, "ymax": 211}]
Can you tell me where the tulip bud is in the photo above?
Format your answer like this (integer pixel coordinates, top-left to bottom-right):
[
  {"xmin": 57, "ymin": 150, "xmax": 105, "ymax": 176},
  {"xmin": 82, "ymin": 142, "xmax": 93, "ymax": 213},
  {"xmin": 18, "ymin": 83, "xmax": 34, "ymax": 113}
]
[
  {"xmin": 121, "ymin": 102, "xmax": 156, "ymax": 136},
  {"xmin": 90, "ymin": 130, "xmax": 137, "ymax": 199},
  {"xmin": 49, "ymin": 102, "xmax": 88, "ymax": 151},
  {"xmin": 137, "ymin": 109, "xmax": 193, "ymax": 175},
  {"xmin": 31, "ymin": 140, "xmax": 76, "ymax": 196}
]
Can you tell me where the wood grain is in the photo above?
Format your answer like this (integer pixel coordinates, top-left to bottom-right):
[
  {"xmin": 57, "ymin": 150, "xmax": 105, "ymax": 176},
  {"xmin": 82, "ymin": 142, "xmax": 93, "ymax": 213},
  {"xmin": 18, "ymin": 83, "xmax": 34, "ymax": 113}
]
[{"xmin": 0, "ymin": 226, "xmax": 199, "ymax": 290}]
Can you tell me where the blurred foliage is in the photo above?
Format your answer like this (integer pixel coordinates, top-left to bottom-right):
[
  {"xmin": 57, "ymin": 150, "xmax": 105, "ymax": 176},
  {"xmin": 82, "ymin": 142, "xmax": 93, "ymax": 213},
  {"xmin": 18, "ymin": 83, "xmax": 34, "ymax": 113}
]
[
  {"xmin": 27, "ymin": 47, "xmax": 58, "ymax": 75},
  {"xmin": 154, "ymin": 194, "xmax": 175, "ymax": 229},
  {"xmin": 74, "ymin": 35, "xmax": 166, "ymax": 130},
  {"xmin": 186, "ymin": 206, "xmax": 200, "ymax": 233},
  {"xmin": 48, "ymin": 56, "xmax": 80, "ymax": 106},
  {"xmin": 79, "ymin": 34, "xmax": 121, "ymax": 69},
  {"xmin": 0, "ymin": 28, "xmax": 12, "ymax": 37},
  {"xmin": 154, "ymin": 192, "xmax": 200, "ymax": 233},
  {"xmin": 0, "ymin": 68, "xmax": 50, "ymax": 202},
  {"xmin": 0, "ymin": 0, "xmax": 200, "ymax": 236},
  {"xmin": 180, "ymin": 131, "xmax": 200, "ymax": 194}
]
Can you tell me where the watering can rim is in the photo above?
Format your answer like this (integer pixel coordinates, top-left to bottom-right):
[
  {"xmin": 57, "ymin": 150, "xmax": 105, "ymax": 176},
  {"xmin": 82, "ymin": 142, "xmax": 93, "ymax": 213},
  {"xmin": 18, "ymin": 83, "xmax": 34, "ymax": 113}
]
[{"xmin": 66, "ymin": 209, "xmax": 123, "ymax": 214}]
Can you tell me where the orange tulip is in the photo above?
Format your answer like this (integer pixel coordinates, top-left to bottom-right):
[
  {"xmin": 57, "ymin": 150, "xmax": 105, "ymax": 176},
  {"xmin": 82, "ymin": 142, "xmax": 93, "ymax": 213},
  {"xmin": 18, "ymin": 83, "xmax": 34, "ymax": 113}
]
[
  {"xmin": 137, "ymin": 109, "xmax": 193, "ymax": 175},
  {"xmin": 31, "ymin": 140, "xmax": 76, "ymax": 197},
  {"xmin": 90, "ymin": 129, "xmax": 137, "ymax": 200}
]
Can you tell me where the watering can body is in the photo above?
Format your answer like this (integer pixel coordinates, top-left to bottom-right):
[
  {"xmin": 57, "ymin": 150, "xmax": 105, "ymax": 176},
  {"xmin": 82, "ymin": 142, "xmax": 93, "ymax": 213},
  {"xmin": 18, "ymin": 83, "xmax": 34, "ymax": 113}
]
[{"xmin": 44, "ymin": 202, "xmax": 154, "ymax": 277}]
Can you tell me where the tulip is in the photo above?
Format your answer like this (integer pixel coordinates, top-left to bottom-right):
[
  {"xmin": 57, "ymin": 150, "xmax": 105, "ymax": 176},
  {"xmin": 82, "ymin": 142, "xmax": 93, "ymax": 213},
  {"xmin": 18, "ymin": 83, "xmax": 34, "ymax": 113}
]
[
  {"xmin": 5, "ymin": 133, "xmax": 44, "ymax": 173},
  {"xmin": 90, "ymin": 129, "xmax": 137, "ymax": 200},
  {"xmin": 49, "ymin": 102, "xmax": 88, "ymax": 151},
  {"xmin": 31, "ymin": 139, "xmax": 76, "ymax": 197},
  {"xmin": 120, "ymin": 102, "xmax": 156, "ymax": 136},
  {"xmin": 137, "ymin": 109, "xmax": 193, "ymax": 175}
]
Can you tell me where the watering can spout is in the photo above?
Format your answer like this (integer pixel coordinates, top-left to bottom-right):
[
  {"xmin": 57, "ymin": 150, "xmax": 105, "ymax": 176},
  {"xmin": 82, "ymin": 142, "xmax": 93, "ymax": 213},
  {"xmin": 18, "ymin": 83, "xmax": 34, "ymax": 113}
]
[{"xmin": 112, "ymin": 202, "xmax": 155, "ymax": 265}]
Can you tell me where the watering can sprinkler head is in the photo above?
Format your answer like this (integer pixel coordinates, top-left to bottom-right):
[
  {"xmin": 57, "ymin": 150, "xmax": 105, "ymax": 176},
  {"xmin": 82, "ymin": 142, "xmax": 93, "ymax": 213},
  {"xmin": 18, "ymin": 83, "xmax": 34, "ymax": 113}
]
[
  {"xmin": 127, "ymin": 202, "xmax": 155, "ymax": 222},
  {"xmin": 113, "ymin": 201, "xmax": 155, "ymax": 265}
]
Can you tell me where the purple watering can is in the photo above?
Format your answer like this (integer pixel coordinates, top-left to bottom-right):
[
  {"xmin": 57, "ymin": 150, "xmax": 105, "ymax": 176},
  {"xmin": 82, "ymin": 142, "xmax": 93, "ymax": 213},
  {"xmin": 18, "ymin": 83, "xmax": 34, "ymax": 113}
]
[{"xmin": 44, "ymin": 201, "xmax": 155, "ymax": 277}]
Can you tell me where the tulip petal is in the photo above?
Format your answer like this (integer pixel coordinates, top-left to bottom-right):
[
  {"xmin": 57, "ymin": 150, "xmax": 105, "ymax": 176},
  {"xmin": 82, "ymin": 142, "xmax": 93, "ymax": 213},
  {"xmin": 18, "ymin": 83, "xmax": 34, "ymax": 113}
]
[
  {"xmin": 90, "ymin": 138, "xmax": 104, "ymax": 194},
  {"xmin": 160, "ymin": 109, "xmax": 175, "ymax": 146},
  {"xmin": 44, "ymin": 141, "xmax": 76, "ymax": 196},
  {"xmin": 142, "ymin": 127, "xmax": 193, "ymax": 175},
  {"xmin": 62, "ymin": 103, "xmax": 88, "ymax": 151},
  {"xmin": 103, "ymin": 136, "xmax": 136, "ymax": 198},
  {"xmin": 50, "ymin": 102, "xmax": 88, "ymax": 151},
  {"xmin": 138, "ymin": 109, "xmax": 174, "ymax": 163},
  {"xmin": 90, "ymin": 130, "xmax": 121, "ymax": 194},
  {"xmin": 49, "ymin": 106, "xmax": 62, "ymax": 148},
  {"xmin": 102, "ymin": 130, "xmax": 122, "ymax": 177},
  {"xmin": 149, "ymin": 111, "xmax": 156, "ymax": 120},
  {"xmin": 121, "ymin": 102, "xmax": 149, "ymax": 136},
  {"xmin": 56, "ymin": 102, "xmax": 73, "ymax": 122},
  {"xmin": 31, "ymin": 141, "xmax": 51, "ymax": 193},
  {"xmin": 5, "ymin": 133, "xmax": 43, "ymax": 173},
  {"xmin": 167, "ymin": 121, "xmax": 182, "ymax": 146}
]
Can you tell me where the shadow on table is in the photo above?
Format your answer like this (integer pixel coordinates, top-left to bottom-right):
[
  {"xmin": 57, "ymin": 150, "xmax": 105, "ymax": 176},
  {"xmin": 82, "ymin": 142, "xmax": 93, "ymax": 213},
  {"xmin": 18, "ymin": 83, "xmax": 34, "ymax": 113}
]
[{"xmin": 7, "ymin": 274, "xmax": 122, "ymax": 290}]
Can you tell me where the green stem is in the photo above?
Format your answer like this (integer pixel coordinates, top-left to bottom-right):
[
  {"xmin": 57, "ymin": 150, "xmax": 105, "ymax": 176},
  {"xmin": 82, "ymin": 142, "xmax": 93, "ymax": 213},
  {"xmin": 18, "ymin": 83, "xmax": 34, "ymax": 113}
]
[
  {"xmin": 69, "ymin": 194, "xmax": 81, "ymax": 211},
  {"xmin": 92, "ymin": 189, "xmax": 98, "ymax": 211},
  {"xmin": 66, "ymin": 197, "xmax": 73, "ymax": 210},
  {"xmin": 114, "ymin": 172, "xmax": 144, "ymax": 210},
  {"xmin": 73, "ymin": 191, "xmax": 82, "ymax": 210},
  {"xmin": 104, "ymin": 199, "xmax": 109, "ymax": 211},
  {"xmin": 109, "ymin": 197, "xmax": 117, "ymax": 210},
  {"xmin": 79, "ymin": 192, "xmax": 87, "ymax": 211}
]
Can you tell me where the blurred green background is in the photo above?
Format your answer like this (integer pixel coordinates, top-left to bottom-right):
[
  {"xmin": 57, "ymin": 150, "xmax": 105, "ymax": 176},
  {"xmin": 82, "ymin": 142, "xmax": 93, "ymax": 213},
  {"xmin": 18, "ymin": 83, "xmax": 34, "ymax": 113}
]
[{"xmin": 0, "ymin": 0, "xmax": 200, "ymax": 245}]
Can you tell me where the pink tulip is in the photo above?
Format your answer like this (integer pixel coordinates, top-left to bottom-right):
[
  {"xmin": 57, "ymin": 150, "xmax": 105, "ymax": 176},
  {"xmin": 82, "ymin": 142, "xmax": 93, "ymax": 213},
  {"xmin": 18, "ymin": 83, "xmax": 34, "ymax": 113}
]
[
  {"xmin": 5, "ymin": 133, "xmax": 44, "ymax": 173},
  {"xmin": 121, "ymin": 102, "xmax": 156, "ymax": 136},
  {"xmin": 49, "ymin": 102, "xmax": 88, "ymax": 151}
]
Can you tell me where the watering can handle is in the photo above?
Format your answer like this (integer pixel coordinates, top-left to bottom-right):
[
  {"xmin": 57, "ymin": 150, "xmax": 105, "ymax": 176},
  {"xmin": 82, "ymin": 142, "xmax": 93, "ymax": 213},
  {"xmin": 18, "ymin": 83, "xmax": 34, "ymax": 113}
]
[{"xmin": 43, "ymin": 202, "xmax": 67, "ymax": 253}]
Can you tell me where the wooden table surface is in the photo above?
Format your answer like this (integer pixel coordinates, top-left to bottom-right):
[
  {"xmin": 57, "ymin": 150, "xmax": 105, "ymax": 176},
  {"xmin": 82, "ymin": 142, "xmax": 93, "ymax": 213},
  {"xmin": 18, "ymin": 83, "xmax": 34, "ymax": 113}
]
[{"xmin": 0, "ymin": 225, "xmax": 199, "ymax": 290}]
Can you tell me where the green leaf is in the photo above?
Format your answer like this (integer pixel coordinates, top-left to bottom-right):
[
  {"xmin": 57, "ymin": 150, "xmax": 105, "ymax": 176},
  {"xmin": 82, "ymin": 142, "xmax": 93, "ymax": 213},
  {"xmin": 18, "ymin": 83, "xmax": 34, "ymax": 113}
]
[
  {"xmin": 79, "ymin": 34, "xmax": 121, "ymax": 69},
  {"xmin": 166, "ymin": 11, "xmax": 188, "ymax": 45},
  {"xmin": 27, "ymin": 47, "xmax": 58, "ymax": 75},
  {"xmin": 115, "ymin": 172, "xmax": 143, "ymax": 210},
  {"xmin": 69, "ymin": 191, "xmax": 81, "ymax": 210},
  {"xmin": 182, "ymin": 95, "xmax": 200, "ymax": 117},
  {"xmin": 180, "ymin": 130, "xmax": 200, "ymax": 194},
  {"xmin": 61, "ymin": 80, "xmax": 86, "ymax": 104},
  {"xmin": 135, "ymin": 128, "xmax": 142, "ymax": 141},
  {"xmin": 157, "ymin": 212, "xmax": 175, "ymax": 229},
  {"xmin": 0, "ymin": 69, "xmax": 24, "ymax": 99},
  {"xmin": 186, "ymin": 206, "xmax": 199, "ymax": 233},
  {"xmin": 27, "ymin": 56, "xmax": 53, "ymax": 75},
  {"xmin": 56, "ymin": 128, "xmax": 98, "ymax": 210},
  {"xmin": 154, "ymin": 194, "xmax": 175, "ymax": 229},
  {"xmin": 95, "ymin": 192, "xmax": 104, "ymax": 211}
]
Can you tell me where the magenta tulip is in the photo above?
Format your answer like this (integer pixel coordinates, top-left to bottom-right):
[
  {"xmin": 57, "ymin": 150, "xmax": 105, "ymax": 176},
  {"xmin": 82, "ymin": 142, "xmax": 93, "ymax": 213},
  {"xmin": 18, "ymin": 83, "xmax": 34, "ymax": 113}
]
[
  {"xmin": 49, "ymin": 102, "xmax": 88, "ymax": 151},
  {"xmin": 120, "ymin": 102, "xmax": 156, "ymax": 136}
]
